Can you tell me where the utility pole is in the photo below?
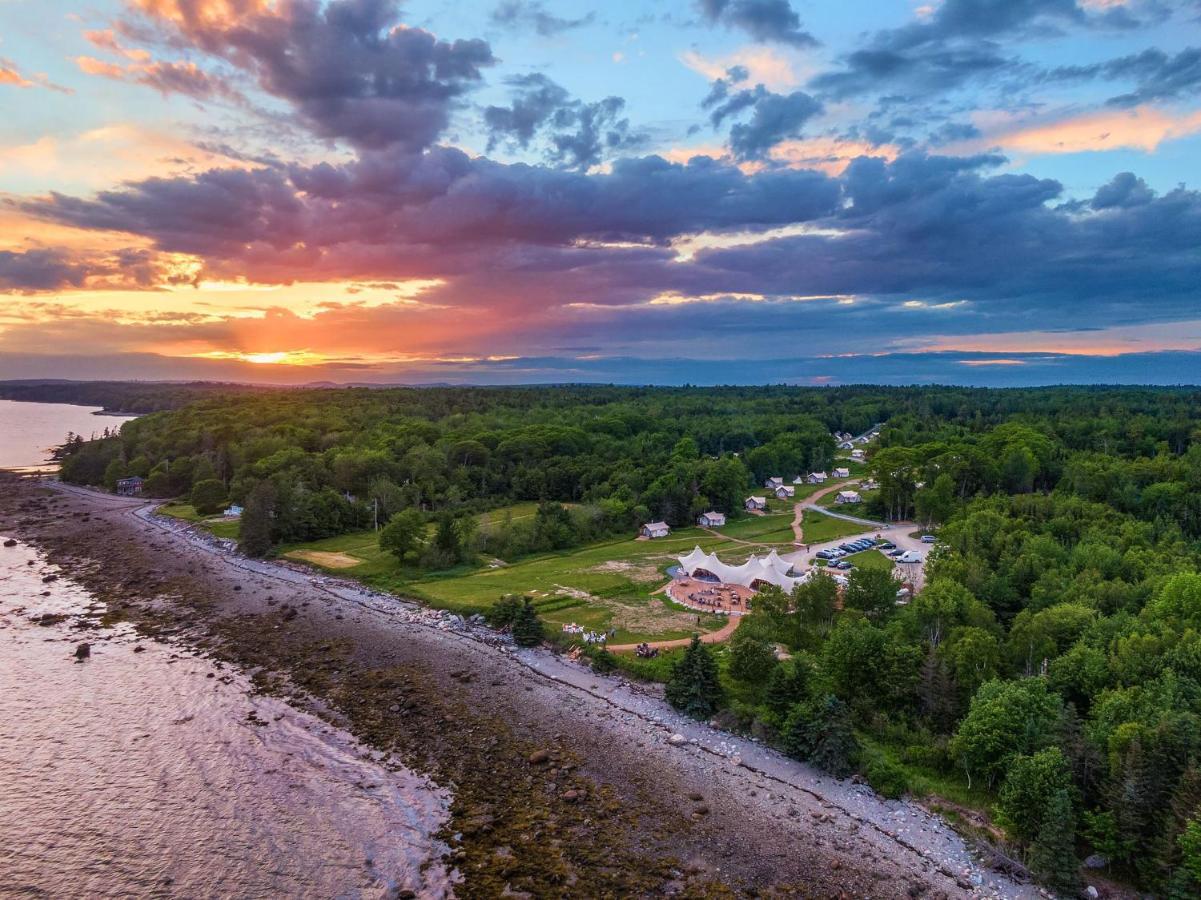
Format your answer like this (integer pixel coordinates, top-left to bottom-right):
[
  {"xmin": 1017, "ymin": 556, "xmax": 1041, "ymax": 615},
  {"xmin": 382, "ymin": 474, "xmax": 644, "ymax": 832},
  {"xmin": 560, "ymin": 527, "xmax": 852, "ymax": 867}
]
[{"xmin": 373, "ymin": 497, "xmax": 379, "ymax": 531}]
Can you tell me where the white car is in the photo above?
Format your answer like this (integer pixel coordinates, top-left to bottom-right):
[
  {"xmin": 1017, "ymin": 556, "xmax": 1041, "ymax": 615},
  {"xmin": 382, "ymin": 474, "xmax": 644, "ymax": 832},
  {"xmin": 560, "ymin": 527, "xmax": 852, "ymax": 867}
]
[{"xmin": 896, "ymin": 550, "xmax": 923, "ymax": 564}]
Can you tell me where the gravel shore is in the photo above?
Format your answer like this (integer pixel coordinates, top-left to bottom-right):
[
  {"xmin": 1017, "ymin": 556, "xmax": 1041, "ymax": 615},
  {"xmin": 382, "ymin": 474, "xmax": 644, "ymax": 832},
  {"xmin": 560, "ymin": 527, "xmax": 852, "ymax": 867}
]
[{"xmin": 0, "ymin": 474, "xmax": 1045, "ymax": 899}]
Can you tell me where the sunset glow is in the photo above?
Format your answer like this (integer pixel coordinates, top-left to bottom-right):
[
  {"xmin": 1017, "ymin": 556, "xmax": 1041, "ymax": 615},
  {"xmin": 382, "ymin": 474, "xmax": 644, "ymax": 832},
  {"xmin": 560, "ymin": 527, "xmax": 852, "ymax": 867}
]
[{"xmin": 0, "ymin": 0, "xmax": 1198, "ymax": 386}]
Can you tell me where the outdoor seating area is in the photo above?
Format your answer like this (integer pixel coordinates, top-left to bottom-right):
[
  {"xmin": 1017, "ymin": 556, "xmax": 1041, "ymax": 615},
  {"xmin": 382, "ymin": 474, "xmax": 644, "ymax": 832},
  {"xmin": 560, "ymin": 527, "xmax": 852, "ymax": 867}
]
[
  {"xmin": 561, "ymin": 622, "xmax": 611, "ymax": 645},
  {"xmin": 668, "ymin": 576, "xmax": 754, "ymax": 616}
]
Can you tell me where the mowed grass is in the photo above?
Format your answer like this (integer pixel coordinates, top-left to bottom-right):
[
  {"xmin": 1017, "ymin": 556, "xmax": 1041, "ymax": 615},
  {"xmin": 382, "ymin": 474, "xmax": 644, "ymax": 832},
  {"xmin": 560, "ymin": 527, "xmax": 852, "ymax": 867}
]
[
  {"xmin": 410, "ymin": 528, "xmax": 738, "ymax": 642},
  {"xmin": 800, "ymin": 509, "xmax": 877, "ymax": 543},
  {"xmin": 281, "ymin": 518, "xmax": 760, "ymax": 643},
  {"xmin": 844, "ymin": 548, "xmax": 896, "ymax": 572},
  {"xmin": 714, "ymin": 512, "xmax": 797, "ymax": 543},
  {"xmin": 159, "ymin": 502, "xmax": 239, "ymax": 539}
]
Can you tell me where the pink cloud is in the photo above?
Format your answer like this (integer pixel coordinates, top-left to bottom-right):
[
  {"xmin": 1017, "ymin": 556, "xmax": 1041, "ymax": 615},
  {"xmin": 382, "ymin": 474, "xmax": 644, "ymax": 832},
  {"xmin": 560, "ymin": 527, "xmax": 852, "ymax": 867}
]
[{"xmin": 955, "ymin": 105, "xmax": 1201, "ymax": 156}]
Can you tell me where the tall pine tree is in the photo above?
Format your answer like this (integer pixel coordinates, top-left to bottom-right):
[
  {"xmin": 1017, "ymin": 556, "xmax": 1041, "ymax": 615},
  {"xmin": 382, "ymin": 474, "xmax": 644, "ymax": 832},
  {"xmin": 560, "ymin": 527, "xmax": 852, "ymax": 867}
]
[
  {"xmin": 511, "ymin": 598, "xmax": 544, "ymax": 647},
  {"xmin": 665, "ymin": 635, "xmax": 723, "ymax": 719},
  {"xmin": 1029, "ymin": 788, "xmax": 1080, "ymax": 896}
]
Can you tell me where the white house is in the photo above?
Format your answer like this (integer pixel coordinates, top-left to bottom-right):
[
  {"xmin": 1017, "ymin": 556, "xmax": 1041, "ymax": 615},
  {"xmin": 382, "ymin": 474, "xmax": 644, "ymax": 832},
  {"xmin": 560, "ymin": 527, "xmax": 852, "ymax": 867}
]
[
  {"xmin": 855, "ymin": 435, "xmax": 870, "ymax": 444},
  {"xmin": 861, "ymin": 478, "xmax": 880, "ymax": 491},
  {"xmin": 837, "ymin": 440, "xmax": 854, "ymax": 450},
  {"xmin": 832, "ymin": 467, "xmax": 850, "ymax": 478},
  {"xmin": 697, "ymin": 511, "xmax": 726, "ymax": 528},
  {"xmin": 807, "ymin": 472, "xmax": 828, "ymax": 484},
  {"xmin": 850, "ymin": 448, "xmax": 865, "ymax": 461},
  {"xmin": 764, "ymin": 476, "xmax": 784, "ymax": 489},
  {"xmin": 745, "ymin": 496, "xmax": 767, "ymax": 511},
  {"xmin": 223, "ymin": 504, "xmax": 244, "ymax": 518},
  {"xmin": 792, "ymin": 475, "xmax": 805, "ymax": 484},
  {"xmin": 835, "ymin": 490, "xmax": 862, "ymax": 505},
  {"xmin": 774, "ymin": 485, "xmax": 795, "ymax": 499},
  {"xmin": 640, "ymin": 521, "xmax": 671, "ymax": 539}
]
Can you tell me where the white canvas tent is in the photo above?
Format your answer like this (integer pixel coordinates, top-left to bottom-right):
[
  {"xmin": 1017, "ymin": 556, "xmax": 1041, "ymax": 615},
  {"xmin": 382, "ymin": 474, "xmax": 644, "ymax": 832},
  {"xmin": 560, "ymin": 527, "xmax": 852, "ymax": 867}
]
[{"xmin": 677, "ymin": 546, "xmax": 810, "ymax": 593}]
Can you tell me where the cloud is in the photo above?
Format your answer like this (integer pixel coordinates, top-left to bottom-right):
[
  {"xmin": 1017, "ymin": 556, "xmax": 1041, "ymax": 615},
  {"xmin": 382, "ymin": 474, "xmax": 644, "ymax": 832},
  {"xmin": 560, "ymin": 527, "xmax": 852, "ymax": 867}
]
[
  {"xmin": 75, "ymin": 56, "xmax": 243, "ymax": 101},
  {"xmin": 0, "ymin": 57, "xmax": 35, "ymax": 88},
  {"xmin": 680, "ymin": 47, "xmax": 802, "ymax": 91},
  {"xmin": 809, "ymin": 0, "xmax": 1129, "ymax": 99},
  {"xmin": 707, "ymin": 86, "xmax": 823, "ymax": 159},
  {"xmin": 696, "ymin": 0, "xmax": 817, "ymax": 47},
  {"xmin": 0, "ymin": 57, "xmax": 72, "ymax": 93},
  {"xmin": 123, "ymin": 0, "xmax": 495, "ymax": 151},
  {"xmin": 484, "ymin": 74, "xmax": 646, "ymax": 169},
  {"xmin": 0, "ymin": 247, "xmax": 188, "ymax": 293},
  {"xmin": 489, "ymin": 1, "xmax": 596, "ymax": 36},
  {"xmin": 955, "ymin": 105, "xmax": 1201, "ymax": 155},
  {"xmin": 1046, "ymin": 46, "xmax": 1201, "ymax": 106},
  {"xmin": 1090, "ymin": 170, "xmax": 1154, "ymax": 208}
]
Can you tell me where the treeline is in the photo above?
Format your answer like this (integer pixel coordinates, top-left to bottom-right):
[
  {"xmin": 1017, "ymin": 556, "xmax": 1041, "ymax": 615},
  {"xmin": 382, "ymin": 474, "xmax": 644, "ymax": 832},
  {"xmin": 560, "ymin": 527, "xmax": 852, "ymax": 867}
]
[
  {"xmin": 58, "ymin": 385, "xmax": 859, "ymax": 556},
  {"xmin": 0, "ymin": 379, "xmax": 266, "ymax": 414},
  {"xmin": 669, "ymin": 490, "xmax": 1201, "ymax": 894}
]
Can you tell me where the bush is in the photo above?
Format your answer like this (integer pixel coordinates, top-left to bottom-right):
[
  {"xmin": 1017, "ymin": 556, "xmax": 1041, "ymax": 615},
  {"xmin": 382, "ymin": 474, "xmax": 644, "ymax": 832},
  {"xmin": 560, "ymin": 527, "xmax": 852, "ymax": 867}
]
[
  {"xmin": 865, "ymin": 757, "xmax": 909, "ymax": 799},
  {"xmin": 190, "ymin": 478, "xmax": 227, "ymax": 515},
  {"xmin": 487, "ymin": 594, "xmax": 524, "ymax": 628},
  {"xmin": 589, "ymin": 648, "xmax": 617, "ymax": 674}
]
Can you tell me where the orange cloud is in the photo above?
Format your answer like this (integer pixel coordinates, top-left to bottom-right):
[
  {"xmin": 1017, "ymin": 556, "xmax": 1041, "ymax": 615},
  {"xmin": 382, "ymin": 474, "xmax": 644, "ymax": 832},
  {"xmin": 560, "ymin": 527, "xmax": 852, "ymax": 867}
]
[
  {"xmin": 957, "ymin": 105, "xmax": 1201, "ymax": 156},
  {"xmin": 0, "ymin": 61, "xmax": 34, "ymax": 88},
  {"xmin": 0, "ymin": 124, "xmax": 254, "ymax": 193},
  {"xmin": 131, "ymin": 0, "xmax": 277, "ymax": 28},
  {"xmin": 768, "ymin": 136, "xmax": 899, "ymax": 175},
  {"xmin": 679, "ymin": 47, "xmax": 805, "ymax": 91}
]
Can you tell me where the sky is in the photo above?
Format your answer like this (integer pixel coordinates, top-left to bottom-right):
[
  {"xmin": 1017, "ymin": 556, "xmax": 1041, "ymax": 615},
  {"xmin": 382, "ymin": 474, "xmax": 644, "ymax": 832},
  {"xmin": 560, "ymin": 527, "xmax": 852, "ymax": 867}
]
[{"xmin": 1, "ymin": 0, "xmax": 1199, "ymax": 387}]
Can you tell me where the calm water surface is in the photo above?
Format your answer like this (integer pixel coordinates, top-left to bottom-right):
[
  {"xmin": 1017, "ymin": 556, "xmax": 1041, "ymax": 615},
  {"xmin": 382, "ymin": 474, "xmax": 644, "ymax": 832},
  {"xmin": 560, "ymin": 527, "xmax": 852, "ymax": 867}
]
[
  {"xmin": 0, "ymin": 546, "xmax": 453, "ymax": 896},
  {"xmin": 0, "ymin": 399, "xmax": 137, "ymax": 470}
]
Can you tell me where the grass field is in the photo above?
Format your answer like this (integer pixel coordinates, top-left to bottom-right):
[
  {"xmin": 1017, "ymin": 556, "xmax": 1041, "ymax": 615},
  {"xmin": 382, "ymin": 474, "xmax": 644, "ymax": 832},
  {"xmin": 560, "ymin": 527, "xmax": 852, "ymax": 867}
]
[
  {"xmin": 799, "ymin": 509, "xmax": 875, "ymax": 543},
  {"xmin": 844, "ymin": 548, "xmax": 896, "ymax": 572},
  {"xmin": 158, "ymin": 502, "xmax": 240, "ymax": 539},
  {"xmin": 714, "ymin": 512, "xmax": 797, "ymax": 543},
  {"xmin": 277, "ymin": 512, "xmax": 778, "ymax": 643}
]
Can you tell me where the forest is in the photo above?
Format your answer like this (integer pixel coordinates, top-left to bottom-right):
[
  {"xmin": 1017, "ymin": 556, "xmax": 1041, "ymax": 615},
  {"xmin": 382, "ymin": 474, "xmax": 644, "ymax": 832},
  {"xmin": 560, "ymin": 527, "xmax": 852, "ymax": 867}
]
[{"xmin": 49, "ymin": 383, "xmax": 1201, "ymax": 895}]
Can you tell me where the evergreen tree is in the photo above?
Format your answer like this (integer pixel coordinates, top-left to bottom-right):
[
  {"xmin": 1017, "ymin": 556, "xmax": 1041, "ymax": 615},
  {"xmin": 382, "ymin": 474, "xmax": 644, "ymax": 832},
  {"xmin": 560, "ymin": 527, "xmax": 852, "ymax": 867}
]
[
  {"xmin": 511, "ymin": 598, "xmax": 544, "ymax": 647},
  {"xmin": 665, "ymin": 635, "xmax": 723, "ymax": 719},
  {"xmin": 809, "ymin": 695, "xmax": 859, "ymax": 779},
  {"xmin": 239, "ymin": 481, "xmax": 277, "ymax": 557},
  {"xmin": 765, "ymin": 658, "xmax": 810, "ymax": 718},
  {"xmin": 918, "ymin": 648, "xmax": 960, "ymax": 733},
  {"xmin": 1028, "ymin": 788, "xmax": 1080, "ymax": 896}
]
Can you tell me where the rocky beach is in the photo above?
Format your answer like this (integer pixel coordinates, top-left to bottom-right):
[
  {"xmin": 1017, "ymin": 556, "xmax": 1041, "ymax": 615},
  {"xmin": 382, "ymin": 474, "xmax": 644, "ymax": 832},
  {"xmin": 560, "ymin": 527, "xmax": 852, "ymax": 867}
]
[{"xmin": 0, "ymin": 473, "xmax": 1043, "ymax": 898}]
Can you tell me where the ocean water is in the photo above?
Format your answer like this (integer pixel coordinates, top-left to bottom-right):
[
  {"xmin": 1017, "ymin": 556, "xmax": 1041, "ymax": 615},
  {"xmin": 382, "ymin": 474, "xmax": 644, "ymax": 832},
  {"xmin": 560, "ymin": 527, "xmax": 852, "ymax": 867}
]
[
  {"xmin": 0, "ymin": 541, "xmax": 454, "ymax": 898},
  {"xmin": 0, "ymin": 399, "xmax": 136, "ymax": 471}
]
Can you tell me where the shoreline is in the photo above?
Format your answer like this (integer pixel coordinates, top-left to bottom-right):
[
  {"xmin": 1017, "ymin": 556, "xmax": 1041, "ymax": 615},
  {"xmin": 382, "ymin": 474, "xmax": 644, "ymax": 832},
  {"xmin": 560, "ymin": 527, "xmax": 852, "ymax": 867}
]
[{"xmin": 0, "ymin": 473, "xmax": 1042, "ymax": 898}]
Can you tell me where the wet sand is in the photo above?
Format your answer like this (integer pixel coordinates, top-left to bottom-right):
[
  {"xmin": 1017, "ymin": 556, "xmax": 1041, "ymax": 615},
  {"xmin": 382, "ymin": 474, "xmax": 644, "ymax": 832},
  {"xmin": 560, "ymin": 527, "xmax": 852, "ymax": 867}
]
[{"xmin": 0, "ymin": 474, "xmax": 1041, "ymax": 898}]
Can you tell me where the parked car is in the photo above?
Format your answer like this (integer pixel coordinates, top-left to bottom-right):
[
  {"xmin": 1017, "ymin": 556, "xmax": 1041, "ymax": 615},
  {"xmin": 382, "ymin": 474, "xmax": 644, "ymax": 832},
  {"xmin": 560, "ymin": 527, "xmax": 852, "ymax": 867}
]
[
  {"xmin": 878, "ymin": 540, "xmax": 896, "ymax": 550},
  {"xmin": 897, "ymin": 550, "xmax": 923, "ymax": 563},
  {"xmin": 832, "ymin": 560, "xmax": 854, "ymax": 570},
  {"xmin": 888, "ymin": 548, "xmax": 906, "ymax": 558},
  {"xmin": 920, "ymin": 534, "xmax": 937, "ymax": 544},
  {"xmin": 815, "ymin": 549, "xmax": 834, "ymax": 560}
]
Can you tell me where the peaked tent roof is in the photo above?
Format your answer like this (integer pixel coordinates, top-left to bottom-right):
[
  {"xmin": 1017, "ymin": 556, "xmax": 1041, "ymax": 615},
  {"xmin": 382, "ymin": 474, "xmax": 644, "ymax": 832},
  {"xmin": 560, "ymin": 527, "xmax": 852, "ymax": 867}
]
[{"xmin": 677, "ymin": 546, "xmax": 810, "ymax": 592}]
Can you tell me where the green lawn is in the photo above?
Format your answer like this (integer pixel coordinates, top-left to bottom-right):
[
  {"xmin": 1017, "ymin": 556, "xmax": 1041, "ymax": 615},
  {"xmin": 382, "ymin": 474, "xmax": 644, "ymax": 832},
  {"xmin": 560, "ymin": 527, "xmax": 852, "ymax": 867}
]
[
  {"xmin": 715, "ymin": 512, "xmax": 797, "ymax": 543},
  {"xmin": 159, "ymin": 502, "xmax": 239, "ymax": 539},
  {"xmin": 800, "ymin": 509, "xmax": 876, "ymax": 543},
  {"xmin": 844, "ymin": 548, "xmax": 896, "ymax": 572},
  {"xmin": 817, "ymin": 489, "xmax": 878, "ymax": 518},
  {"xmin": 280, "ymin": 523, "xmax": 757, "ymax": 643}
]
